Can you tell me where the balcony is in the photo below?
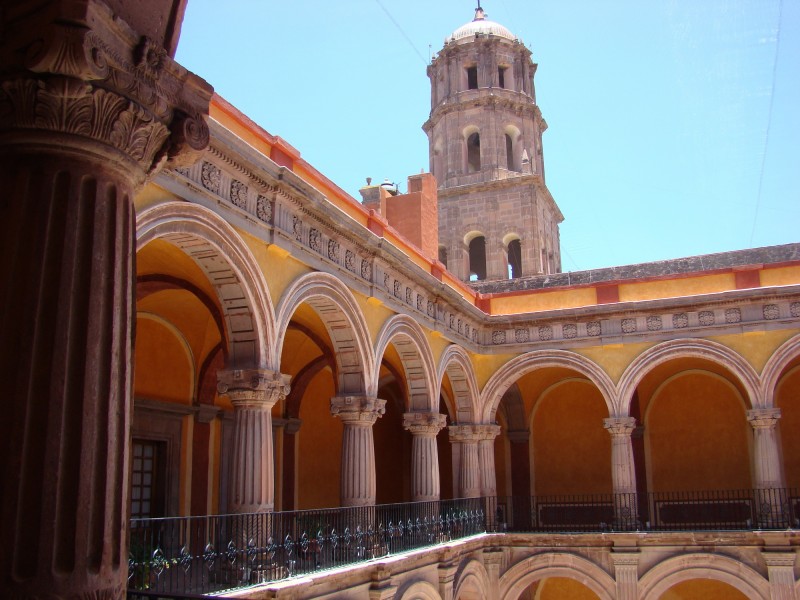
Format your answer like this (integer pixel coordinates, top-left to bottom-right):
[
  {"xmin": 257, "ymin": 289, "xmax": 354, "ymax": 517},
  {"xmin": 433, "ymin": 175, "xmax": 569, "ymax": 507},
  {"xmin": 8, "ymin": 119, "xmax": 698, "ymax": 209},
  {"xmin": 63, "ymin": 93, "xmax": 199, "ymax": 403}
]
[{"xmin": 127, "ymin": 489, "xmax": 797, "ymax": 598}]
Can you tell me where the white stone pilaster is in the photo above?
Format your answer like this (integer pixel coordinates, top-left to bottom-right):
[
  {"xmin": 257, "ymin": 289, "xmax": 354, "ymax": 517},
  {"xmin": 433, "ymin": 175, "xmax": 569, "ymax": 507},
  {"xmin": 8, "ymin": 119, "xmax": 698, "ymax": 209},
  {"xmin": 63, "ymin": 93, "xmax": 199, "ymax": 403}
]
[
  {"xmin": 611, "ymin": 553, "xmax": 640, "ymax": 600},
  {"xmin": 218, "ymin": 369, "xmax": 290, "ymax": 514},
  {"xmin": 763, "ymin": 553, "xmax": 797, "ymax": 600},
  {"xmin": 403, "ymin": 412, "xmax": 447, "ymax": 502},
  {"xmin": 331, "ymin": 396, "xmax": 386, "ymax": 507}
]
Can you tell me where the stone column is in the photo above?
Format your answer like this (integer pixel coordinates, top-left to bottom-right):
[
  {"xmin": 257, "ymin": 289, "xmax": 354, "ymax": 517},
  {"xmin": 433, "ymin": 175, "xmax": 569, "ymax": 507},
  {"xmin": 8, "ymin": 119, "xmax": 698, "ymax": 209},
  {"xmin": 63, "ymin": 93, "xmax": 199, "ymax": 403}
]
[
  {"xmin": 403, "ymin": 412, "xmax": 447, "ymax": 502},
  {"xmin": 748, "ymin": 408, "xmax": 788, "ymax": 527},
  {"xmin": 763, "ymin": 552, "xmax": 797, "ymax": 600},
  {"xmin": 217, "ymin": 370, "xmax": 290, "ymax": 513},
  {"xmin": 611, "ymin": 552, "xmax": 640, "ymax": 600},
  {"xmin": 0, "ymin": 2, "xmax": 211, "ymax": 599},
  {"xmin": 604, "ymin": 417, "xmax": 639, "ymax": 529},
  {"xmin": 748, "ymin": 408, "xmax": 785, "ymax": 489},
  {"xmin": 449, "ymin": 425, "xmax": 482, "ymax": 498},
  {"xmin": 331, "ymin": 396, "xmax": 386, "ymax": 506},
  {"xmin": 477, "ymin": 425, "xmax": 501, "ymax": 497}
]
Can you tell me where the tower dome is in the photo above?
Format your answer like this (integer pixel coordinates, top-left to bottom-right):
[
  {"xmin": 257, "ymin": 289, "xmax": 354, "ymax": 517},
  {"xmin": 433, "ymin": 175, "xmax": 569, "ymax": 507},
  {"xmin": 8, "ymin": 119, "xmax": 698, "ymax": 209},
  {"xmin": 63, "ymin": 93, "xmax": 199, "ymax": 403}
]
[{"xmin": 449, "ymin": 6, "xmax": 516, "ymax": 42}]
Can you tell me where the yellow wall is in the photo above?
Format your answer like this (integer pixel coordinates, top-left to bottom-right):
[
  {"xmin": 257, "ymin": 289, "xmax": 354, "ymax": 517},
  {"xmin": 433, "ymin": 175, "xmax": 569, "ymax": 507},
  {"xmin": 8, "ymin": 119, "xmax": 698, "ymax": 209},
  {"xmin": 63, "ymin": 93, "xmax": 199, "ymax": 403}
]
[
  {"xmin": 760, "ymin": 265, "xmax": 800, "ymax": 287},
  {"xmin": 490, "ymin": 287, "xmax": 597, "ymax": 314},
  {"xmin": 531, "ymin": 380, "xmax": 612, "ymax": 495},
  {"xmin": 619, "ymin": 273, "xmax": 735, "ymax": 302},
  {"xmin": 658, "ymin": 579, "xmax": 748, "ymax": 600},
  {"xmin": 709, "ymin": 330, "xmax": 800, "ymax": 373},
  {"xmin": 646, "ymin": 372, "xmax": 751, "ymax": 492}
]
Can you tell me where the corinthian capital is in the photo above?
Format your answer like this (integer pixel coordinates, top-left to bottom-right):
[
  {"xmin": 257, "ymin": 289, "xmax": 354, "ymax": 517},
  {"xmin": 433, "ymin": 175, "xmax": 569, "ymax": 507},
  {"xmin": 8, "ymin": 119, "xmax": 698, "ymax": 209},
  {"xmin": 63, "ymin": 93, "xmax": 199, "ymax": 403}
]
[
  {"xmin": 0, "ymin": 0, "xmax": 212, "ymax": 182},
  {"xmin": 217, "ymin": 368, "xmax": 291, "ymax": 407},
  {"xmin": 747, "ymin": 407, "xmax": 781, "ymax": 430},
  {"xmin": 603, "ymin": 416, "xmax": 637, "ymax": 437},
  {"xmin": 403, "ymin": 412, "xmax": 447, "ymax": 435}
]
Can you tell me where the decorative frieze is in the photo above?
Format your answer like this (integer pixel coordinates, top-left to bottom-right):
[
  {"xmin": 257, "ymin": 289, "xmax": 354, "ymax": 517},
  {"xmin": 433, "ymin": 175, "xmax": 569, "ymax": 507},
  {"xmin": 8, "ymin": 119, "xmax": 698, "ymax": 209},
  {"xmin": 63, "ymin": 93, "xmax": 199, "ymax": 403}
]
[
  {"xmin": 698, "ymin": 310, "xmax": 715, "ymax": 326},
  {"xmin": 646, "ymin": 316, "xmax": 662, "ymax": 331},
  {"xmin": 256, "ymin": 194, "xmax": 272, "ymax": 223},
  {"xmin": 230, "ymin": 179, "xmax": 248, "ymax": 209},
  {"xmin": 725, "ymin": 308, "xmax": 741, "ymax": 323}
]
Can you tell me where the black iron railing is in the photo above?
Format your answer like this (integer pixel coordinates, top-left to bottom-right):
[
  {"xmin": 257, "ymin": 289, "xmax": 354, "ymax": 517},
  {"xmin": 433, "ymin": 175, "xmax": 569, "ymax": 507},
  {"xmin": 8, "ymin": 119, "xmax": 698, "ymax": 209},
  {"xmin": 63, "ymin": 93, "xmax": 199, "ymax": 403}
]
[
  {"xmin": 128, "ymin": 489, "xmax": 798, "ymax": 597},
  {"xmin": 489, "ymin": 488, "xmax": 799, "ymax": 533},
  {"xmin": 128, "ymin": 497, "xmax": 485, "ymax": 596}
]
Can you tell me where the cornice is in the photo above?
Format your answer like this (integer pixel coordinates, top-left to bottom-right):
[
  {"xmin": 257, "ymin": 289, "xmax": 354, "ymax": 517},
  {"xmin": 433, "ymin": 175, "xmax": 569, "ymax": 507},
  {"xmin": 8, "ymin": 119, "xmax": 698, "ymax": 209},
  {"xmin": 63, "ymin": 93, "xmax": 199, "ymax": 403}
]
[{"xmin": 156, "ymin": 117, "xmax": 800, "ymax": 356}]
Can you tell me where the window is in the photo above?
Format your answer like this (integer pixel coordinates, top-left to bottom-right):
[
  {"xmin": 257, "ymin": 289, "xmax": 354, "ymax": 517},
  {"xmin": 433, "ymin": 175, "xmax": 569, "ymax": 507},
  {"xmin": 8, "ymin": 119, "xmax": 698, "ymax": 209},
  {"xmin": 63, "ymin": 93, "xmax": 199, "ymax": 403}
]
[
  {"xmin": 469, "ymin": 236, "xmax": 487, "ymax": 281},
  {"xmin": 438, "ymin": 245, "xmax": 448, "ymax": 268},
  {"xmin": 466, "ymin": 66, "xmax": 478, "ymax": 90},
  {"xmin": 508, "ymin": 239, "xmax": 522, "ymax": 279},
  {"xmin": 505, "ymin": 134, "xmax": 514, "ymax": 170},
  {"xmin": 498, "ymin": 66, "xmax": 507, "ymax": 89},
  {"xmin": 130, "ymin": 439, "xmax": 166, "ymax": 519},
  {"xmin": 467, "ymin": 132, "xmax": 481, "ymax": 172}
]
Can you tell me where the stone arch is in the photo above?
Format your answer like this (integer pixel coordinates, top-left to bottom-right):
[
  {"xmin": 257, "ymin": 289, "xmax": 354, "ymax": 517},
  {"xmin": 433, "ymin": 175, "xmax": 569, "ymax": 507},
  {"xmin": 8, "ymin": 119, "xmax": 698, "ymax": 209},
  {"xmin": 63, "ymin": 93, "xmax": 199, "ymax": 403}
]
[
  {"xmin": 498, "ymin": 552, "xmax": 615, "ymax": 600},
  {"xmin": 617, "ymin": 339, "xmax": 762, "ymax": 414},
  {"xmin": 136, "ymin": 201, "xmax": 276, "ymax": 370},
  {"xmin": 438, "ymin": 345, "xmax": 480, "ymax": 423},
  {"xmin": 453, "ymin": 558, "xmax": 490, "ymax": 600},
  {"xmin": 761, "ymin": 333, "xmax": 800, "ymax": 408},
  {"xmin": 396, "ymin": 580, "xmax": 442, "ymax": 600},
  {"xmin": 638, "ymin": 553, "xmax": 770, "ymax": 600},
  {"xmin": 276, "ymin": 272, "xmax": 375, "ymax": 396},
  {"xmin": 374, "ymin": 315, "xmax": 437, "ymax": 412},
  {"xmin": 481, "ymin": 350, "xmax": 615, "ymax": 423}
]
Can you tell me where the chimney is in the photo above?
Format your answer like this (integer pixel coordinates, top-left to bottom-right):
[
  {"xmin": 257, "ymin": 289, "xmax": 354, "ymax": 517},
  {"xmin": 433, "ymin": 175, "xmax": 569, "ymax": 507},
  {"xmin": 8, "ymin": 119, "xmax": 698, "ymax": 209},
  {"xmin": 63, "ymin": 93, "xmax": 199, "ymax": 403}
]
[{"xmin": 384, "ymin": 172, "xmax": 439, "ymax": 261}]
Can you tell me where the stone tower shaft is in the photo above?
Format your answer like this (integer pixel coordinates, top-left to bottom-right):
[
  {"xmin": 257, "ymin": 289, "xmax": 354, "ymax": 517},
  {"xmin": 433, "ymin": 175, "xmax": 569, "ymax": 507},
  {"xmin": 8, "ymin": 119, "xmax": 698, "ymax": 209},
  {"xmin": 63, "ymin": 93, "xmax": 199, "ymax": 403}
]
[{"xmin": 424, "ymin": 8, "xmax": 563, "ymax": 283}]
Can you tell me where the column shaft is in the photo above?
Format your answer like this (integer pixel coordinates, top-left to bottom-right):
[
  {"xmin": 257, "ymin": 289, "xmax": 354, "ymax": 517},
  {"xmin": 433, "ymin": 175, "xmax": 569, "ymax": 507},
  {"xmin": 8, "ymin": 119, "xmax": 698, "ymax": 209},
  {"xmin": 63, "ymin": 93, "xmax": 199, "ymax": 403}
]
[
  {"xmin": 604, "ymin": 417, "xmax": 639, "ymax": 527},
  {"xmin": 218, "ymin": 370, "xmax": 290, "ymax": 514},
  {"xmin": 748, "ymin": 408, "xmax": 785, "ymax": 489},
  {"xmin": 332, "ymin": 396, "xmax": 386, "ymax": 506},
  {"xmin": 1, "ymin": 156, "xmax": 134, "ymax": 599},
  {"xmin": 404, "ymin": 412, "xmax": 447, "ymax": 502}
]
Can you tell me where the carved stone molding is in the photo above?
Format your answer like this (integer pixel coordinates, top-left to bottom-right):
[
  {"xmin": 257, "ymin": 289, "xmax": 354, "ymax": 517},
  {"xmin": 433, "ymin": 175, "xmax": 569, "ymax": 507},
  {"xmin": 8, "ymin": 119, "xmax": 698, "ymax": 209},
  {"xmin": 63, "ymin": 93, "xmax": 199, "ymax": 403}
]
[
  {"xmin": 0, "ymin": 0, "xmax": 212, "ymax": 181},
  {"xmin": 330, "ymin": 396, "xmax": 387, "ymax": 425},
  {"xmin": 403, "ymin": 412, "xmax": 447, "ymax": 436},
  {"xmin": 217, "ymin": 368, "xmax": 291, "ymax": 407}
]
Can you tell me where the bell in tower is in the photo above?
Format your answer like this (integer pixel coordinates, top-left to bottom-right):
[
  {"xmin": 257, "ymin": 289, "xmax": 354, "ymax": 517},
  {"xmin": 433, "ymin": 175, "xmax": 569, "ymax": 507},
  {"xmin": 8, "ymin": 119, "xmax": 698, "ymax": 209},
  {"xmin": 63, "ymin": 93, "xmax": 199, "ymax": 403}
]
[{"xmin": 424, "ymin": 4, "xmax": 563, "ymax": 283}]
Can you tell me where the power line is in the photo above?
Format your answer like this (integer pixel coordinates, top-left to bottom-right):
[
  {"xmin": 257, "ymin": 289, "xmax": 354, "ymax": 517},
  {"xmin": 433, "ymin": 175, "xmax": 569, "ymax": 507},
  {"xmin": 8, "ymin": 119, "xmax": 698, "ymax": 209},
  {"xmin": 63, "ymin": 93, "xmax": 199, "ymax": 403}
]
[
  {"xmin": 373, "ymin": 0, "xmax": 428, "ymax": 64},
  {"xmin": 749, "ymin": 0, "xmax": 783, "ymax": 246}
]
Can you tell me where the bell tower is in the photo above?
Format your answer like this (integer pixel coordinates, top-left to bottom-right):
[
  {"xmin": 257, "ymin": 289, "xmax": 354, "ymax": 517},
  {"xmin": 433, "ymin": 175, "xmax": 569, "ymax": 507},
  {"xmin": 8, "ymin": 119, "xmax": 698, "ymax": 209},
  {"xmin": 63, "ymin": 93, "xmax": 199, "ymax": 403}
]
[{"xmin": 424, "ymin": 5, "xmax": 563, "ymax": 282}]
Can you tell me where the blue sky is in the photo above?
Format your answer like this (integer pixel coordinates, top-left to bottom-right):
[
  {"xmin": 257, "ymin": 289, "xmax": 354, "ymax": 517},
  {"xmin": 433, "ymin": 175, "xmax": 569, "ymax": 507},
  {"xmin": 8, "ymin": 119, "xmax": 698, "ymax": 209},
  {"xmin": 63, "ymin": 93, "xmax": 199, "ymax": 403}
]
[{"xmin": 176, "ymin": 0, "xmax": 799, "ymax": 271}]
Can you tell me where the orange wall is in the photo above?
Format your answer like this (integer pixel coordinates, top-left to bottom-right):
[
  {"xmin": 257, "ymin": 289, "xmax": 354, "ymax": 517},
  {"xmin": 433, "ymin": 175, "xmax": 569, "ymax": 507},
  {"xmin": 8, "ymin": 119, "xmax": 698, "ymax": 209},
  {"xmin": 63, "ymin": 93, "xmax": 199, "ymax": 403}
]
[
  {"xmin": 535, "ymin": 577, "xmax": 600, "ymax": 600},
  {"xmin": 297, "ymin": 371, "xmax": 342, "ymax": 509},
  {"xmin": 134, "ymin": 318, "xmax": 193, "ymax": 404},
  {"xmin": 659, "ymin": 579, "xmax": 748, "ymax": 600},
  {"xmin": 776, "ymin": 366, "xmax": 800, "ymax": 489},
  {"xmin": 646, "ymin": 373, "xmax": 751, "ymax": 492},
  {"xmin": 532, "ymin": 381, "xmax": 612, "ymax": 495}
]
